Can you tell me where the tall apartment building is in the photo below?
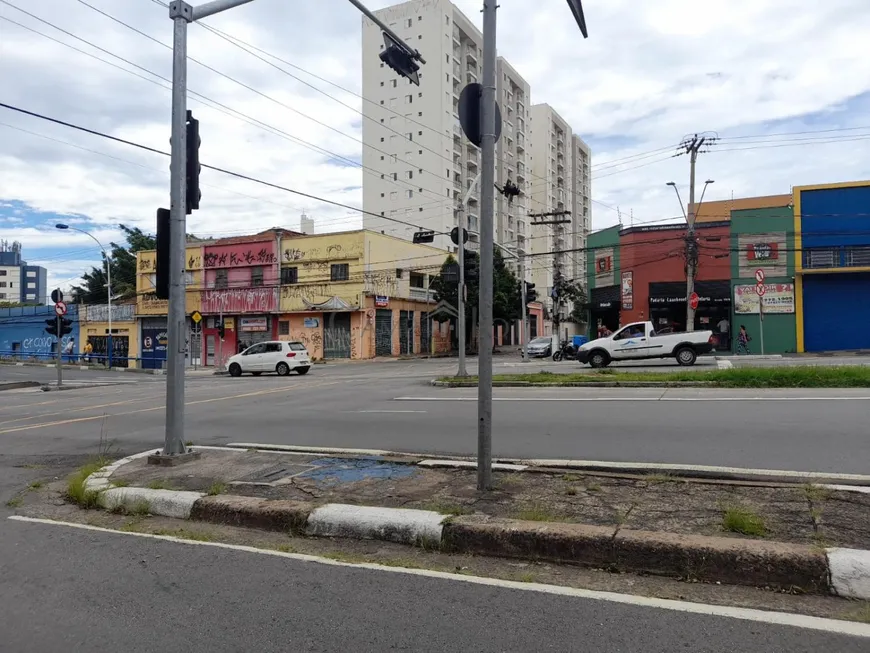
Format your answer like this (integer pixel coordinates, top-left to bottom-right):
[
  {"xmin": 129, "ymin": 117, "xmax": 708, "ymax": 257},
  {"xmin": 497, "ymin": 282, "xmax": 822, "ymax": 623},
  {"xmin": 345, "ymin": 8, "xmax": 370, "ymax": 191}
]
[
  {"xmin": 0, "ymin": 241, "xmax": 47, "ymax": 305},
  {"xmin": 527, "ymin": 104, "xmax": 592, "ymax": 328},
  {"xmin": 361, "ymin": 0, "xmax": 530, "ymax": 277}
]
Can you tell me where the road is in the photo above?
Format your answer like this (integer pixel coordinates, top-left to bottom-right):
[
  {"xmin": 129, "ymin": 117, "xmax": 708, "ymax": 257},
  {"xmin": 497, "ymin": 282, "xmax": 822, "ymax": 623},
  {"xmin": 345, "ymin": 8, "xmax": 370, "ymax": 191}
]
[
  {"xmin": 0, "ymin": 358, "xmax": 865, "ymax": 474},
  {"xmin": 1, "ymin": 518, "xmax": 866, "ymax": 652}
]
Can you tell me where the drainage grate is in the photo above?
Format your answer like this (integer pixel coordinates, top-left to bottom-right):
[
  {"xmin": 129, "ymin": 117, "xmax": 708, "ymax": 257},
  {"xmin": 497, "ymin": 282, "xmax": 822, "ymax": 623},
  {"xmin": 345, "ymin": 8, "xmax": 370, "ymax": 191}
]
[{"xmin": 235, "ymin": 463, "xmax": 313, "ymax": 484}]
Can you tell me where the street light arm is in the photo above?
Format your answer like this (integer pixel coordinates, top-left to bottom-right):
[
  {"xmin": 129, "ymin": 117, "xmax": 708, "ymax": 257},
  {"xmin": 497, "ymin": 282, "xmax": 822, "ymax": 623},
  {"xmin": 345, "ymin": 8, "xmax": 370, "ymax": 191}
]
[
  {"xmin": 667, "ymin": 184, "xmax": 687, "ymax": 220},
  {"xmin": 346, "ymin": 0, "xmax": 426, "ymax": 63}
]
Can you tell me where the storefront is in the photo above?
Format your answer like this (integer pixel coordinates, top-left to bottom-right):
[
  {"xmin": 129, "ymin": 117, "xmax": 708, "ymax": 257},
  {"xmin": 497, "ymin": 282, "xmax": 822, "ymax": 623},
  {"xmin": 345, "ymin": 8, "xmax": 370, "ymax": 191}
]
[
  {"xmin": 588, "ymin": 285, "xmax": 621, "ymax": 337},
  {"xmin": 648, "ymin": 280, "xmax": 732, "ymax": 349}
]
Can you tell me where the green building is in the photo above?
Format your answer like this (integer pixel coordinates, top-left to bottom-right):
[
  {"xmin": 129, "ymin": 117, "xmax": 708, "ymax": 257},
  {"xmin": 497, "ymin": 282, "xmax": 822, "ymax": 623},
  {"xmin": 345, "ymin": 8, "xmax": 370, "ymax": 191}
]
[
  {"xmin": 585, "ymin": 225, "xmax": 622, "ymax": 337},
  {"xmin": 729, "ymin": 206, "xmax": 797, "ymax": 354}
]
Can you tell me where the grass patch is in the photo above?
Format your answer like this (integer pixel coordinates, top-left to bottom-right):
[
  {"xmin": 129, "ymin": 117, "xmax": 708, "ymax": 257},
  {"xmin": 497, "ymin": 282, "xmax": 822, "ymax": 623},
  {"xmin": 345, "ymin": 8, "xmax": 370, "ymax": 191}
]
[
  {"xmin": 65, "ymin": 458, "xmax": 108, "ymax": 509},
  {"xmin": 272, "ymin": 543, "xmax": 298, "ymax": 554},
  {"xmin": 843, "ymin": 603, "xmax": 870, "ymax": 624},
  {"xmin": 644, "ymin": 473, "xmax": 682, "ymax": 485},
  {"xmin": 423, "ymin": 501, "xmax": 472, "ymax": 516},
  {"xmin": 147, "ymin": 479, "xmax": 173, "ymax": 490},
  {"xmin": 111, "ymin": 479, "xmax": 131, "ymax": 488},
  {"xmin": 560, "ymin": 473, "xmax": 583, "ymax": 482},
  {"xmin": 722, "ymin": 505, "xmax": 767, "ymax": 537},
  {"xmin": 119, "ymin": 519, "xmax": 145, "ymax": 533},
  {"xmin": 803, "ymin": 483, "xmax": 832, "ymax": 503},
  {"xmin": 586, "ymin": 482, "xmax": 602, "ymax": 492},
  {"xmin": 513, "ymin": 506, "xmax": 565, "ymax": 523},
  {"xmin": 207, "ymin": 482, "xmax": 227, "ymax": 496},
  {"xmin": 153, "ymin": 528, "xmax": 213, "ymax": 542},
  {"xmin": 438, "ymin": 366, "xmax": 870, "ymax": 388},
  {"xmin": 565, "ymin": 487, "xmax": 578, "ymax": 496},
  {"xmin": 27, "ymin": 480, "xmax": 44, "ymax": 490},
  {"xmin": 516, "ymin": 572, "xmax": 537, "ymax": 583},
  {"xmin": 5, "ymin": 496, "xmax": 22, "ymax": 508}
]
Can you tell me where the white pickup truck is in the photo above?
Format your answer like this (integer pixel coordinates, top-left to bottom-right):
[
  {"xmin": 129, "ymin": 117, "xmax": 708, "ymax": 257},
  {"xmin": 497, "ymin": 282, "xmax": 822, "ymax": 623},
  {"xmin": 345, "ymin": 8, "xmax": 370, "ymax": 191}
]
[{"xmin": 577, "ymin": 321, "xmax": 714, "ymax": 368}]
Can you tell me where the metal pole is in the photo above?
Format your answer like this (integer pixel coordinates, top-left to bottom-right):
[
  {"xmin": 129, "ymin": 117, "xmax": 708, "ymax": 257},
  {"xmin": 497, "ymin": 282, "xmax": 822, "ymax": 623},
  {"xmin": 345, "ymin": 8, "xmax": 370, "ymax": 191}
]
[
  {"xmin": 759, "ymin": 297, "xmax": 765, "ymax": 355},
  {"xmin": 218, "ymin": 306, "xmax": 223, "ymax": 371},
  {"xmin": 685, "ymin": 148, "xmax": 698, "ymax": 332},
  {"xmin": 519, "ymin": 236, "xmax": 527, "ymax": 362},
  {"xmin": 106, "ymin": 255, "xmax": 113, "ymax": 369},
  {"xmin": 477, "ymin": 0, "xmax": 497, "ymax": 491},
  {"xmin": 457, "ymin": 205, "xmax": 467, "ymax": 377},
  {"xmin": 56, "ymin": 315, "xmax": 62, "ymax": 387},
  {"xmin": 164, "ymin": 3, "xmax": 191, "ymax": 456}
]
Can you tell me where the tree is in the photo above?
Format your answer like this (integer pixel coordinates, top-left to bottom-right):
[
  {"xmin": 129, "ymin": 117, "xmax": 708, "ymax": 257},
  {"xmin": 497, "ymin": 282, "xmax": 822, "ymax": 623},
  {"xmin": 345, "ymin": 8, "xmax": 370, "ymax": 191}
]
[
  {"xmin": 71, "ymin": 225, "xmax": 155, "ymax": 304},
  {"xmin": 551, "ymin": 269, "xmax": 588, "ymax": 335},
  {"xmin": 431, "ymin": 249, "xmax": 522, "ymax": 350}
]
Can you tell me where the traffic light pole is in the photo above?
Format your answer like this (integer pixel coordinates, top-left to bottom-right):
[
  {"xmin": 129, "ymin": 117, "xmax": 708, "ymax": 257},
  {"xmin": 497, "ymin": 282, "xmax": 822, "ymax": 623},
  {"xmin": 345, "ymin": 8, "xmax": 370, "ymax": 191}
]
[{"xmin": 56, "ymin": 315, "xmax": 62, "ymax": 388}]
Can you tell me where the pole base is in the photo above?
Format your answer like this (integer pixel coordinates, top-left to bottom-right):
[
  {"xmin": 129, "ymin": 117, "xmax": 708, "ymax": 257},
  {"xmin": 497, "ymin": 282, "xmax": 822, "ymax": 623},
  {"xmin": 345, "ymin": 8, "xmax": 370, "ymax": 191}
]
[{"xmin": 147, "ymin": 449, "xmax": 202, "ymax": 467}]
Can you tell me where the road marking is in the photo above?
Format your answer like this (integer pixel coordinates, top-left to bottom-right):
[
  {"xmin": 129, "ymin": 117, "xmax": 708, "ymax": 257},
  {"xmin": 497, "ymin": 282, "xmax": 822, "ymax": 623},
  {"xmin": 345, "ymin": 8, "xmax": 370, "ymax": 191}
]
[
  {"xmin": 395, "ymin": 396, "xmax": 870, "ymax": 402},
  {"xmin": 0, "ymin": 381, "xmax": 340, "ymax": 434},
  {"xmin": 353, "ymin": 410, "xmax": 428, "ymax": 414},
  {"xmin": 7, "ymin": 516, "xmax": 870, "ymax": 639}
]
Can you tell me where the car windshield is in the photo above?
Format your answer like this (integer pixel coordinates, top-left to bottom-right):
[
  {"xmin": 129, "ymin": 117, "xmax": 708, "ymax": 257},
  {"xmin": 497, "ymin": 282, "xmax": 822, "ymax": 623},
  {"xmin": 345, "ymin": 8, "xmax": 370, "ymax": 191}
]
[{"xmin": 530, "ymin": 337, "xmax": 550, "ymax": 345}]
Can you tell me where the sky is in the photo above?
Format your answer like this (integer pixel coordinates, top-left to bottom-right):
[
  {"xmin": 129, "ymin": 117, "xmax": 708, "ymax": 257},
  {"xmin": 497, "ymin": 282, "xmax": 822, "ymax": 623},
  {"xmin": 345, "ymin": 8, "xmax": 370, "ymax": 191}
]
[{"xmin": 1, "ymin": 0, "xmax": 869, "ymax": 298}]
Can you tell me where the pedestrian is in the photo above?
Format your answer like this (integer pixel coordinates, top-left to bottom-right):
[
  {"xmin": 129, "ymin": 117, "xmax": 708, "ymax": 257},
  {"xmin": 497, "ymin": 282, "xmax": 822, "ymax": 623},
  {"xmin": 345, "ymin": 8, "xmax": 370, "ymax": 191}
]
[
  {"xmin": 717, "ymin": 316, "xmax": 731, "ymax": 351},
  {"xmin": 63, "ymin": 337, "xmax": 75, "ymax": 363},
  {"xmin": 83, "ymin": 340, "xmax": 93, "ymax": 364},
  {"xmin": 736, "ymin": 325, "xmax": 751, "ymax": 355}
]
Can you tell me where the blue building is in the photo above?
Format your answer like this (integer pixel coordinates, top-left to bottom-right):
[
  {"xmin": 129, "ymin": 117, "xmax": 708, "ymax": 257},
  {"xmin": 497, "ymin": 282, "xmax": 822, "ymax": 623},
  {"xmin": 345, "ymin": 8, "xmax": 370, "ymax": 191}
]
[
  {"xmin": 0, "ymin": 241, "xmax": 48, "ymax": 305},
  {"xmin": 20, "ymin": 265, "xmax": 48, "ymax": 304},
  {"xmin": 0, "ymin": 304, "xmax": 80, "ymax": 358},
  {"xmin": 794, "ymin": 180, "xmax": 870, "ymax": 352}
]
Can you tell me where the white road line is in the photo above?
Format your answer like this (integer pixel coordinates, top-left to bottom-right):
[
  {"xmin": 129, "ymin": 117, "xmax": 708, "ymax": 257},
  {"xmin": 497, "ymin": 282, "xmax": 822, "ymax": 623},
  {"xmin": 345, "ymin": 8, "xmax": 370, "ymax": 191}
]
[
  {"xmin": 7, "ymin": 516, "xmax": 870, "ymax": 639},
  {"xmin": 354, "ymin": 410, "xmax": 428, "ymax": 414},
  {"xmin": 409, "ymin": 395, "xmax": 870, "ymax": 402}
]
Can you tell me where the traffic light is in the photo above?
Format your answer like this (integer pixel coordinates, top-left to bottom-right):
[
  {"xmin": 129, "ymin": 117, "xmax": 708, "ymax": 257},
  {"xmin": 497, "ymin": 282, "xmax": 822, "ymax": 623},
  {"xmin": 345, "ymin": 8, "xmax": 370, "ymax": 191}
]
[
  {"xmin": 59, "ymin": 318, "xmax": 73, "ymax": 336},
  {"xmin": 525, "ymin": 282, "xmax": 537, "ymax": 303},
  {"xmin": 44, "ymin": 319, "xmax": 58, "ymax": 337},
  {"xmin": 379, "ymin": 32, "xmax": 420, "ymax": 85},
  {"xmin": 156, "ymin": 207, "xmax": 170, "ymax": 300},
  {"xmin": 413, "ymin": 230, "xmax": 435, "ymax": 244},
  {"xmin": 450, "ymin": 227, "xmax": 468, "ymax": 246},
  {"xmin": 465, "ymin": 258, "xmax": 478, "ymax": 281},
  {"xmin": 185, "ymin": 110, "xmax": 201, "ymax": 214}
]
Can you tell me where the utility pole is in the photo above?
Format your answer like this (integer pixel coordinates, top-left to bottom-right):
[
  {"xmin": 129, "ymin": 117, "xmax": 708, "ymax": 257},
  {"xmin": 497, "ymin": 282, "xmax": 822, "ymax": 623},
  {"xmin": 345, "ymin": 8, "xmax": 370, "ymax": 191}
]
[
  {"xmin": 673, "ymin": 134, "xmax": 715, "ymax": 332},
  {"xmin": 476, "ymin": 0, "xmax": 497, "ymax": 491},
  {"xmin": 518, "ymin": 235, "xmax": 528, "ymax": 362},
  {"xmin": 529, "ymin": 210, "xmax": 571, "ymax": 341},
  {"xmin": 56, "ymin": 315, "xmax": 62, "ymax": 387}
]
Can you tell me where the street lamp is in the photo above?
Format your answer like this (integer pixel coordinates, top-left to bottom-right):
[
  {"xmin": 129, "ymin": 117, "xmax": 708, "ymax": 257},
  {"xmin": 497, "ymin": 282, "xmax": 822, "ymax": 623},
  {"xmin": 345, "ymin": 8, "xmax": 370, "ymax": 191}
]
[
  {"xmin": 696, "ymin": 180, "xmax": 715, "ymax": 220},
  {"xmin": 56, "ymin": 224, "xmax": 113, "ymax": 368},
  {"xmin": 666, "ymin": 181, "xmax": 687, "ymax": 220}
]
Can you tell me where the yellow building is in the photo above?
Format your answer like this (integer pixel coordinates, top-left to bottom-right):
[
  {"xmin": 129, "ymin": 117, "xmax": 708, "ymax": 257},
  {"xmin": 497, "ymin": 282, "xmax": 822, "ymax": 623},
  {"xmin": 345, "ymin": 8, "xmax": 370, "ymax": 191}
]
[
  {"xmin": 135, "ymin": 244, "xmax": 204, "ymax": 316},
  {"xmin": 79, "ymin": 304, "xmax": 139, "ymax": 367},
  {"xmin": 278, "ymin": 230, "xmax": 448, "ymax": 359}
]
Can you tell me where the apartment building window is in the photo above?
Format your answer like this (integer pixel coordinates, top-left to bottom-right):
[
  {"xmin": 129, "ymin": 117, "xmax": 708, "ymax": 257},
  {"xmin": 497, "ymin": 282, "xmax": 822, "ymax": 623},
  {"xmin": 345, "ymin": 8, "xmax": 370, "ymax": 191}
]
[
  {"xmin": 0, "ymin": 270, "xmax": 6, "ymax": 276},
  {"xmin": 331, "ymin": 264, "xmax": 349, "ymax": 282},
  {"xmin": 410, "ymin": 272, "xmax": 425, "ymax": 289},
  {"xmin": 278, "ymin": 321, "xmax": 290, "ymax": 336},
  {"xmin": 407, "ymin": 170, "xmax": 413, "ymax": 179},
  {"xmin": 392, "ymin": 173, "xmax": 398, "ymax": 181},
  {"xmin": 215, "ymin": 269, "xmax": 228, "ymax": 289},
  {"xmin": 0, "ymin": 282, "xmax": 6, "ymax": 288},
  {"xmin": 406, "ymin": 133, "xmax": 413, "ymax": 141},
  {"xmin": 405, "ymin": 94, "xmax": 413, "ymax": 104},
  {"xmin": 406, "ymin": 18, "xmax": 412, "ymax": 27},
  {"xmin": 395, "ymin": 268, "xmax": 403, "ymax": 279},
  {"xmin": 406, "ymin": 190, "xmax": 413, "ymax": 199},
  {"xmin": 26, "ymin": 270, "xmax": 35, "ymax": 277},
  {"xmin": 391, "ymin": 79, "xmax": 397, "ymax": 88},
  {"xmin": 446, "ymin": 54, "xmax": 450, "ymax": 63},
  {"xmin": 391, "ymin": 191, "xmax": 398, "ymax": 200},
  {"xmin": 281, "ymin": 267, "xmax": 298, "ymax": 284},
  {"xmin": 251, "ymin": 266, "xmax": 264, "ymax": 287}
]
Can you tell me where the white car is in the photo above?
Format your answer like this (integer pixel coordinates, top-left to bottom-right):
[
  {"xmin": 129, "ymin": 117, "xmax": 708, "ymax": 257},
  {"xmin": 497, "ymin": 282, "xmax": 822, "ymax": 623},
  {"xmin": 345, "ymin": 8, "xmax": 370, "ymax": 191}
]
[{"xmin": 227, "ymin": 341, "xmax": 311, "ymax": 377}]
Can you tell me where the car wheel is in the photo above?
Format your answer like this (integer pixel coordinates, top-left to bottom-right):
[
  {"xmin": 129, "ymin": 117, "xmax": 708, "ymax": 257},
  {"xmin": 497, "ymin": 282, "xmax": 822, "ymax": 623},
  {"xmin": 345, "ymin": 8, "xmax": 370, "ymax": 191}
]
[
  {"xmin": 276, "ymin": 362, "xmax": 290, "ymax": 376},
  {"xmin": 589, "ymin": 351, "xmax": 609, "ymax": 369},
  {"xmin": 676, "ymin": 347, "xmax": 697, "ymax": 366},
  {"xmin": 296, "ymin": 366, "xmax": 310, "ymax": 375},
  {"xmin": 228, "ymin": 363, "xmax": 242, "ymax": 377}
]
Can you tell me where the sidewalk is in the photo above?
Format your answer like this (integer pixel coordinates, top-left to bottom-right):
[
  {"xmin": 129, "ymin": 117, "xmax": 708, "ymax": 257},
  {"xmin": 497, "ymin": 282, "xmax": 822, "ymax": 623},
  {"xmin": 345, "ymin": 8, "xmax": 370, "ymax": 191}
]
[{"xmin": 79, "ymin": 446, "xmax": 870, "ymax": 598}]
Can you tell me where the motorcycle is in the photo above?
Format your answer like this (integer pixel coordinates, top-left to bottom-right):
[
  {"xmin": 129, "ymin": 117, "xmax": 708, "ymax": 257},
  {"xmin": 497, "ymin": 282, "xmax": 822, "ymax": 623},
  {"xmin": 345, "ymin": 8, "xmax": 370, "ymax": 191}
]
[{"xmin": 552, "ymin": 340, "xmax": 579, "ymax": 362}]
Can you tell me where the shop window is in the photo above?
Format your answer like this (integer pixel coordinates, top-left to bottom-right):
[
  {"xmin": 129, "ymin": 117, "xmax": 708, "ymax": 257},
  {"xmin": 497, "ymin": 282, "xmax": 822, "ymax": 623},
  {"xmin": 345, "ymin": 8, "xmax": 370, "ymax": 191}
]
[
  {"xmin": 331, "ymin": 263, "xmax": 349, "ymax": 282},
  {"xmin": 251, "ymin": 266, "xmax": 264, "ymax": 287}
]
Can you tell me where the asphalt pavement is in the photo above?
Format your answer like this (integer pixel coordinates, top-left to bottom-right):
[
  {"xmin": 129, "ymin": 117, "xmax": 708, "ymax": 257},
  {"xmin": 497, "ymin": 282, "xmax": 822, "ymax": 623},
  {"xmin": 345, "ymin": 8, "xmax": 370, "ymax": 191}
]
[{"xmin": 1, "ymin": 518, "xmax": 866, "ymax": 652}]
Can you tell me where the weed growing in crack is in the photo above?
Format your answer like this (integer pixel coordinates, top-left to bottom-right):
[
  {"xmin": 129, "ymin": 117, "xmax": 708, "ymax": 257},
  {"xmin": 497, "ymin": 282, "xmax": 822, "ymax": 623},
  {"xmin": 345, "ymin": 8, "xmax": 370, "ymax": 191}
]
[
  {"xmin": 207, "ymin": 482, "xmax": 227, "ymax": 496},
  {"xmin": 147, "ymin": 480, "xmax": 173, "ymax": 490},
  {"xmin": 722, "ymin": 505, "xmax": 767, "ymax": 537}
]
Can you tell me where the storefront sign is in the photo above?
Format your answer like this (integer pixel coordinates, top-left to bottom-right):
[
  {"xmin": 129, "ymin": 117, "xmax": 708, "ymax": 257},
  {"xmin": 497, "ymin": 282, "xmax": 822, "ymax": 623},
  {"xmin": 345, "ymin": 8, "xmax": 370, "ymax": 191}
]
[
  {"xmin": 747, "ymin": 242, "xmax": 779, "ymax": 260},
  {"xmin": 375, "ymin": 295, "xmax": 389, "ymax": 307},
  {"xmin": 734, "ymin": 283, "xmax": 794, "ymax": 314},
  {"xmin": 303, "ymin": 317, "xmax": 319, "ymax": 328},
  {"xmin": 240, "ymin": 317, "xmax": 268, "ymax": 332},
  {"xmin": 596, "ymin": 256, "xmax": 612, "ymax": 273},
  {"xmin": 620, "ymin": 271, "xmax": 633, "ymax": 311},
  {"xmin": 649, "ymin": 295, "xmax": 728, "ymax": 305}
]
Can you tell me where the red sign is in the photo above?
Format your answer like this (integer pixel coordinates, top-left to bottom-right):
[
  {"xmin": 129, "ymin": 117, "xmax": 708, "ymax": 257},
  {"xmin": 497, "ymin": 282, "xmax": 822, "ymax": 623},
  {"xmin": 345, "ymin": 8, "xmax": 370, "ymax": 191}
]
[
  {"xmin": 200, "ymin": 287, "xmax": 278, "ymax": 314},
  {"xmin": 596, "ymin": 256, "xmax": 612, "ymax": 273},
  {"xmin": 689, "ymin": 292, "xmax": 699, "ymax": 310},
  {"xmin": 755, "ymin": 268, "xmax": 765, "ymax": 283},
  {"xmin": 747, "ymin": 243, "xmax": 779, "ymax": 260},
  {"xmin": 755, "ymin": 283, "xmax": 766, "ymax": 296},
  {"xmin": 54, "ymin": 301, "xmax": 67, "ymax": 316}
]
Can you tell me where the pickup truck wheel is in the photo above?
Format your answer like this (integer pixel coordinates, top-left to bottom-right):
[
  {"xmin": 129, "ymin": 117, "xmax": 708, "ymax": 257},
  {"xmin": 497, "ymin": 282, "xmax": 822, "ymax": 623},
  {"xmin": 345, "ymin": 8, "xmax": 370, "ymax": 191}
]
[
  {"xmin": 676, "ymin": 347, "xmax": 697, "ymax": 366},
  {"xmin": 589, "ymin": 351, "xmax": 609, "ymax": 368}
]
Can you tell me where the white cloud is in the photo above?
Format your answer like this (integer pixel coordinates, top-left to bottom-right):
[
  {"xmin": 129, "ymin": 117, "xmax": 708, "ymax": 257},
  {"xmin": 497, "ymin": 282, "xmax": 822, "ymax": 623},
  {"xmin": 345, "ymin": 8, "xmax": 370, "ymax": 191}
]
[{"xmin": 0, "ymin": 0, "xmax": 868, "ymax": 286}]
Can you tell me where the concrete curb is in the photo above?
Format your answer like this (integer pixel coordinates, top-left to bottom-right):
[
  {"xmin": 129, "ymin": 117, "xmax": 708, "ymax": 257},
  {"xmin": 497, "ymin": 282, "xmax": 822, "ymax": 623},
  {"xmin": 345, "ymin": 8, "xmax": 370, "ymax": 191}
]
[
  {"xmin": 431, "ymin": 379, "xmax": 717, "ymax": 388},
  {"xmin": 0, "ymin": 381, "xmax": 41, "ymax": 391},
  {"xmin": 0, "ymin": 360, "xmax": 166, "ymax": 374},
  {"xmin": 76, "ymin": 448, "xmax": 870, "ymax": 598}
]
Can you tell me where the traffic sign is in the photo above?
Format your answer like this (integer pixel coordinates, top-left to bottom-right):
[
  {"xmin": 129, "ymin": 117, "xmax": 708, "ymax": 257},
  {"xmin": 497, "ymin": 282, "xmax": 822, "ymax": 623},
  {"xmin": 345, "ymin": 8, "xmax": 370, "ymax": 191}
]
[
  {"xmin": 755, "ymin": 283, "xmax": 766, "ymax": 296},
  {"xmin": 689, "ymin": 292, "xmax": 699, "ymax": 310},
  {"xmin": 54, "ymin": 301, "xmax": 67, "ymax": 316},
  {"xmin": 190, "ymin": 310, "xmax": 202, "ymax": 324},
  {"xmin": 755, "ymin": 268, "xmax": 765, "ymax": 283}
]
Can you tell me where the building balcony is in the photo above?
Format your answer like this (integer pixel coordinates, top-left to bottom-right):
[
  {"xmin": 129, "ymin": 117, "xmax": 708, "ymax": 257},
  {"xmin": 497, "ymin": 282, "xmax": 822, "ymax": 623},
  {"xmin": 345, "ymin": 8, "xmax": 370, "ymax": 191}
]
[
  {"xmin": 466, "ymin": 49, "xmax": 478, "ymax": 66},
  {"xmin": 454, "ymin": 64, "xmax": 461, "ymax": 78},
  {"xmin": 803, "ymin": 246, "xmax": 870, "ymax": 270},
  {"xmin": 466, "ymin": 70, "xmax": 477, "ymax": 84},
  {"xmin": 409, "ymin": 287, "xmax": 436, "ymax": 302}
]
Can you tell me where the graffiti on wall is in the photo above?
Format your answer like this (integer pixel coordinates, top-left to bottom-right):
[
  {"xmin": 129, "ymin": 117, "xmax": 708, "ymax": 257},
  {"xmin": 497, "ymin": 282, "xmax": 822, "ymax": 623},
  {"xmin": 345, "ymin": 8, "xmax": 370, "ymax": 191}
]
[
  {"xmin": 84, "ymin": 304, "xmax": 136, "ymax": 322},
  {"xmin": 201, "ymin": 287, "xmax": 278, "ymax": 313},
  {"xmin": 364, "ymin": 271, "xmax": 398, "ymax": 297},
  {"xmin": 204, "ymin": 248, "xmax": 276, "ymax": 268},
  {"xmin": 283, "ymin": 241, "xmax": 364, "ymax": 263}
]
